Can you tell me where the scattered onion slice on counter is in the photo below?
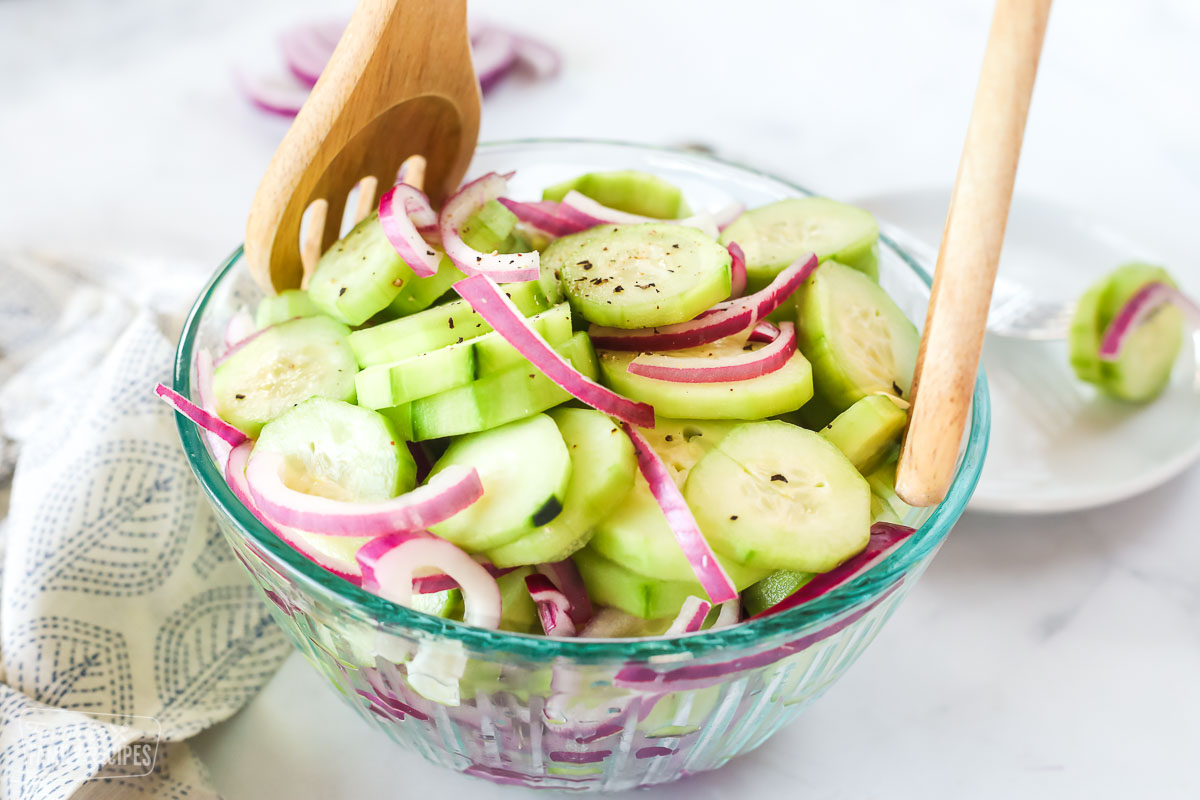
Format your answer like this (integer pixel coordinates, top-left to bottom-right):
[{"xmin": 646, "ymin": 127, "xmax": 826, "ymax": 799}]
[
  {"xmin": 193, "ymin": 348, "xmax": 234, "ymax": 470},
  {"xmin": 711, "ymin": 599, "xmax": 741, "ymax": 629},
  {"xmin": 357, "ymin": 531, "xmax": 502, "ymax": 629},
  {"xmin": 749, "ymin": 522, "xmax": 917, "ymax": 620},
  {"xmin": 536, "ymin": 560, "xmax": 594, "ymax": 626},
  {"xmin": 224, "ymin": 308, "xmax": 257, "ymax": 352},
  {"xmin": 440, "ymin": 172, "xmax": 540, "ymax": 281},
  {"xmin": 525, "ymin": 573, "xmax": 577, "ymax": 637},
  {"xmin": 378, "ymin": 184, "xmax": 442, "ymax": 277},
  {"xmin": 453, "ymin": 273, "xmax": 655, "ymax": 427},
  {"xmin": 496, "ymin": 198, "xmax": 583, "ymax": 237},
  {"xmin": 727, "ymin": 241, "xmax": 747, "ymax": 299},
  {"xmin": 504, "ymin": 27, "xmax": 563, "ymax": 79},
  {"xmin": 664, "ymin": 596, "xmax": 712, "ymax": 636},
  {"xmin": 627, "ymin": 321, "xmax": 797, "ymax": 383},
  {"xmin": 1098, "ymin": 281, "xmax": 1200, "ymax": 361},
  {"xmin": 412, "ymin": 560, "xmax": 515, "ymax": 594},
  {"xmin": 589, "ymin": 252, "xmax": 817, "ymax": 351},
  {"xmin": 621, "ymin": 423, "xmax": 737, "ymax": 603},
  {"xmin": 748, "ymin": 320, "xmax": 781, "ymax": 343},
  {"xmin": 234, "ymin": 69, "xmax": 311, "ymax": 118},
  {"xmin": 155, "ymin": 383, "xmax": 248, "ymax": 448},
  {"xmin": 470, "ymin": 26, "xmax": 520, "ymax": 93},
  {"xmin": 246, "ymin": 449, "xmax": 483, "ymax": 536},
  {"xmin": 279, "ymin": 19, "xmax": 344, "ymax": 86}
]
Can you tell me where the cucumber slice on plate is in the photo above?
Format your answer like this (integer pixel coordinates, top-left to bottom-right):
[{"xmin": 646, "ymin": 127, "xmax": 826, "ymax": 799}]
[
  {"xmin": 795, "ymin": 260, "xmax": 920, "ymax": 413},
  {"xmin": 546, "ymin": 223, "xmax": 731, "ymax": 328},
  {"xmin": 543, "ymin": 170, "xmax": 689, "ymax": 219},
  {"xmin": 719, "ymin": 196, "xmax": 880, "ymax": 286},
  {"xmin": 308, "ymin": 212, "xmax": 416, "ymax": 326},
  {"xmin": 742, "ymin": 570, "xmax": 814, "ymax": 618},
  {"xmin": 572, "ymin": 547, "xmax": 713, "ymax": 620},
  {"xmin": 428, "ymin": 413, "xmax": 572, "ymax": 552},
  {"xmin": 349, "ymin": 280, "xmax": 551, "ymax": 367},
  {"xmin": 255, "ymin": 289, "xmax": 321, "ymax": 329},
  {"xmin": 486, "ymin": 408, "xmax": 636, "ymax": 568},
  {"xmin": 353, "ymin": 304, "xmax": 574, "ymax": 409},
  {"xmin": 213, "ymin": 316, "xmax": 357, "ymax": 437},
  {"xmin": 598, "ymin": 340, "xmax": 813, "ymax": 419},
  {"xmin": 819, "ymin": 394, "xmax": 908, "ymax": 473},
  {"xmin": 683, "ymin": 420, "xmax": 871, "ymax": 572},
  {"xmin": 410, "ymin": 332, "xmax": 598, "ymax": 440}
]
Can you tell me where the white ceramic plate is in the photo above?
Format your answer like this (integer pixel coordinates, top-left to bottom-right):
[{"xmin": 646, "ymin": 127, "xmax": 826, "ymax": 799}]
[{"xmin": 856, "ymin": 188, "xmax": 1200, "ymax": 514}]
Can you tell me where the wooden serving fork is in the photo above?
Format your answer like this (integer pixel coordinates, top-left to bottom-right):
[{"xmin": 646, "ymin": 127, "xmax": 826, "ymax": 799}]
[{"xmin": 245, "ymin": 0, "xmax": 480, "ymax": 293}]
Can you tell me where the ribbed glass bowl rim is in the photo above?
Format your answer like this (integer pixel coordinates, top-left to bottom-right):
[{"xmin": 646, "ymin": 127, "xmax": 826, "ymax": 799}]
[{"xmin": 174, "ymin": 138, "xmax": 989, "ymax": 661}]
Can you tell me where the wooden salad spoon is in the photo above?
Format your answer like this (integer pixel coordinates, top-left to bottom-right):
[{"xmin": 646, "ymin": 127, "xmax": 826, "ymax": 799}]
[
  {"xmin": 896, "ymin": 0, "xmax": 1053, "ymax": 506},
  {"xmin": 245, "ymin": 0, "xmax": 480, "ymax": 293}
]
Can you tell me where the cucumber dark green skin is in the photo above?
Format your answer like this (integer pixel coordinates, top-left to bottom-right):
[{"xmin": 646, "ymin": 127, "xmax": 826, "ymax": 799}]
[
  {"xmin": 543, "ymin": 170, "xmax": 690, "ymax": 219},
  {"xmin": 386, "ymin": 256, "xmax": 464, "ymax": 318},
  {"xmin": 547, "ymin": 223, "xmax": 731, "ymax": 329},
  {"xmin": 819, "ymin": 394, "xmax": 909, "ymax": 473},
  {"xmin": 742, "ymin": 570, "xmax": 814, "ymax": 618},
  {"xmin": 1069, "ymin": 263, "xmax": 1183, "ymax": 403}
]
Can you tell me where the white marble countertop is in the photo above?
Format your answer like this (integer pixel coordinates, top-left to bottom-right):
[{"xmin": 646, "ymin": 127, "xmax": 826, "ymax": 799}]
[{"xmin": 4, "ymin": 0, "xmax": 1199, "ymax": 796}]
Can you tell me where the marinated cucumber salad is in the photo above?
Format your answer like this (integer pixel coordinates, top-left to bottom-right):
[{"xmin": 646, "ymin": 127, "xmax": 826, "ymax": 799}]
[{"xmin": 161, "ymin": 167, "xmax": 932, "ymax": 639}]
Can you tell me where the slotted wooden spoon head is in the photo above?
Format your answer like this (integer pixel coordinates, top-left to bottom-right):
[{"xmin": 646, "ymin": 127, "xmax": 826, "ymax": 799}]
[{"xmin": 246, "ymin": 0, "xmax": 481, "ymax": 293}]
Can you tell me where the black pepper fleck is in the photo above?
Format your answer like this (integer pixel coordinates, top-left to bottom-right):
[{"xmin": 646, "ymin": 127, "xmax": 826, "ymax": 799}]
[
  {"xmin": 448, "ymin": 318, "xmax": 455, "ymax": 330},
  {"xmin": 730, "ymin": 515, "xmax": 738, "ymax": 521},
  {"xmin": 613, "ymin": 285, "xmax": 624, "ymax": 293},
  {"xmin": 235, "ymin": 393, "xmax": 245, "ymax": 400},
  {"xmin": 338, "ymin": 287, "xmax": 347, "ymax": 296},
  {"xmin": 770, "ymin": 474, "xmax": 788, "ymax": 483},
  {"xmin": 892, "ymin": 381, "xmax": 903, "ymax": 396},
  {"xmin": 664, "ymin": 435, "xmax": 674, "ymax": 441}
]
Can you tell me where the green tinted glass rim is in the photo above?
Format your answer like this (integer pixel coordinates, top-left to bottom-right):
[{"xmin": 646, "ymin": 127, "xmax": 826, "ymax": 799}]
[{"xmin": 174, "ymin": 138, "xmax": 989, "ymax": 661}]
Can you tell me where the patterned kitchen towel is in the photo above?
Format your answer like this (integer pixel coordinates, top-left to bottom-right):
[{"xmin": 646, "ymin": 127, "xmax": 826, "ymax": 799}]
[{"xmin": 0, "ymin": 253, "xmax": 292, "ymax": 799}]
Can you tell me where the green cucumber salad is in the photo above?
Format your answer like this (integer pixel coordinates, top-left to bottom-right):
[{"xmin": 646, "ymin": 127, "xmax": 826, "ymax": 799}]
[{"xmin": 161, "ymin": 166, "xmax": 930, "ymax": 640}]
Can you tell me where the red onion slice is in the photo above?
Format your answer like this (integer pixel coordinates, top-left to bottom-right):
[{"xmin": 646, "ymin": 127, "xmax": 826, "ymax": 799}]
[
  {"xmin": 471, "ymin": 26, "xmax": 520, "ymax": 94},
  {"xmin": 560, "ymin": 191, "xmax": 719, "ymax": 238},
  {"xmin": 510, "ymin": 30, "xmax": 563, "ymax": 79},
  {"xmin": 440, "ymin": 172, "xmax": 540, "ymax": 281},
  {"xmin": 453, "ymin": 274, "xmax": 655, "ymax": 427},
  {"xmin": 711, "ymin": 202, "xmax": 745, "ymax": 232},
  {"xmin": 525, "ymin": 573, "xmax": 578, "ymax": 637},
  {"xmin": 155, "ymin": 383, "xmax": 248, "ymax": 447},
  {"xmin": 234, "ymin": 69, "xmax": 310, "ymax": 118},
  {"xmin": 193, "ymin": 349, "xmax": 234, "ymax": 470},
  {"xmin": 590, "ymin": 252, "xmax": 817, "ymax": 351},
  {"xmin": 727, "ymin": 242, "xmax": 747, "ymax": 299},
  {"xmin": 496, "ymin": 198, "xmax": 584, "ymax": 237},
  {"xmin": 626, "ymin": 321, "xmax": 797, "ymax": 383},
  {"xmin": 537, "ymin": 560, "xmax": 594, "ymax": 626},
  {"xmin": 621, "ymin": 423, "xmax": 737, "ymax": 603},
  {"xmin": 279, "ymin": 20, "xmax": 342, "ymax": 87},
  {"xmin": 1098, "ymin": 281, "xmax": 1200, "ymax": 361},
  {"xmin": 245, "ymin": 449, "xmax": 483, "ymax": 536},
  {"xmin": 358, "ymin": 531, "xmax": 502, "ymax": 629},
  {"xmin": 749, "ymin": 522, "xmax": 917, "ymax": 620},
  {"xmin": 379, "ymin": 184, "xmax": 442, "ymax": 277},
  {"xmin": 224, "ymin": 309, "xmax": 257, "ymax": 352},
  {"xmin": 664, "ymin": 596, "xmax": 712, "ymax": 636},
  {"xmin": 748, "ymin": 321, "xmax": 781, "ymax": 343},
  {"xmin": 711, "ymin": 600, "xmax": 741, "ymax": 629},
  {"xmin": 412, "ymin": 560, "xmax": 515, "ymax": 595}
]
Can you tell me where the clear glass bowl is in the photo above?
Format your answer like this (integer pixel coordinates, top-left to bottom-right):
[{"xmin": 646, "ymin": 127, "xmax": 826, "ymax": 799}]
[{"xmin": 173, "ymin": 139, "xmax": 989, "ymax": 791}]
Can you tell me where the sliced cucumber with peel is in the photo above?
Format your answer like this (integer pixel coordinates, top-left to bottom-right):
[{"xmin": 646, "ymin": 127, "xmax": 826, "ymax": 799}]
[
  {"xmin": 684, "ymin": 420, "xmax": 871, "ymax": 572},
  {"xmin": 598, "ymin": 340, "xmax": 813, "ymax": 419},
  {"xmin": 742, "ymin": 570, "xmax": 814, "ymax": 618},
  {"xmin": 637, "ymin": 417, "xmax": 742, "ymax": 484},
  {"xmin": 573, "ymin": 547, "xmax": 718, "ymax": 620},
  {"xmin": 428, "ymin": 413, "xmax": 571, "ymax": 552},
  {"xmin": 819, "ymin": 394, "xmax": 908, "ymax": 473},
  {"xmin": 486, "ymin": 408, "xmax": 636, "ymax": 568},
  {"xmin": 547, "ymin": 223, "xmax": 731, "ymax": 328},
  {"xmin": 308, "ymin": 212, "xmax": 414, "ymax": 326},
  {"xmin": 255, "ymin": 289, "xmax": 321, "ymax": 329},
  {"xmin": 543, "ymin": 170, "xmax": 689, "ymax": 219},
  {"xmin": 386, "ymin": 256, "xmax": 464, "ymax": 318},
  {"xmin": 498, "ymin": 566, "xmax": 539, "ymax": 633},
  {"xmin": 865, "ymin": 457, "xmax": 912, "ymax": 523},
  {"xmin": 214, "ymin": 315, "xmax": 357, "ymax": 437},
  {"xmin": 796, "ymin": 260, "xmax": 919, "ymax": 413}
]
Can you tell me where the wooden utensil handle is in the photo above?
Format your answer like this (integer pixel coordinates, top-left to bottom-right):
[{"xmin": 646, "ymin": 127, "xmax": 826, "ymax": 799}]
[{"xmin": 895, "ymin": 0, "xmax": 1052, "ymax": 507}]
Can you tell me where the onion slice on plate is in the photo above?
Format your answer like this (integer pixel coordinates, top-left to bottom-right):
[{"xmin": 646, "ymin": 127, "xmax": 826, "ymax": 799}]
[
  {"xmin": 379, "ymin": 184, "xmax": 442, "ymax": 277},
  {"xmin": 665, "ymin": 596, "xmax": 712, "ymax": 636},
  {"xmin": 525, "ymin": 573, "xmax": 577, "ymax": 637},
  {"xmin": 537, "ymin": 560, "xmax": 594, "ymax": 626},
  {"xmin": 246, "ymin": 449, "xmax": 483, "ymax": 536},
  {"xmin": 1098, "ymin": 281, "xmax": 1200, "ymax": 361},
  {"xmin": 358, "ymin": 531, "xmax": 502, "ymax": 629},
  {"xmin": 440, "ymin": 172, "xmax": 540, "ymax": 281},
  {"xmin": 155, "ymin": 382, "xmax": 248, "ymax": 448},
  {"xmin": 453, "ymin": 273, "xmax": 655, "ymax": 427},
  {"xmin": 749, "ymin": 522, "xmax": 917, "ymax": 620},
  {"xmin": 589, "ymin": 252, "xmax": 817, "ymax": 351},
  {"xmin": 627, "ymin": 321, "xmax": 797, "ymax": 383},
  {"xmin": 621, "ymin": 423, "xmax": 737, "ymax": 603},
  {"xmin": 727, "ymin": 241, "xmax": 747, "ymax": 299}
]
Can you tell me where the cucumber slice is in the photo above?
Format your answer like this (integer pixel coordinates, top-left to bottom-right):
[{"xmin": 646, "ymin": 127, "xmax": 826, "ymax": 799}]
[
  {"xmin": 572, "ymin": 547, "xmax": 710, "ymax": 620},
  {"xmin": 589, "ymin": 474, "xmax": 766, "ymax": 587},
  {"xmin": 213, "ymin": 316, "xmax": 357, "ymax": 437},
  {"xmin": 473, "ymin": 303, "xmax": 573, "ymax": 374},
  {"xmin": 543, "ymin": 170, "xmax": 689, "ymax": 219},
  {"xmin": 865, "ymin": 457, "xmax": 913, "ymax": 522},
  {"xmin": 386, "ymin": 255, "xmax": 464, "ymax": 317},
  {"xmin": 255, "ymin": 289, "xmax": 321, "ymax": 329},
  {"xmin": 719, "ymin": 196, "xmax": 880, "ymax": 285},
  {"xmin": 546, "ymin": 223, "xmax": 731, "ymax": 328},
  {"xmin": 411, "ymin": 588, "xmax": 464, "ymax": 620},
  {"xmin": 598, "ymin": 340, "xmax": 813, "ymax": 419},
  {"xmin": 637, "ymin": 417, "xmax": 742, "ymax": 483},
  {"xmin": 428, "ymin": 413, "xmax": 572, "ymax": 552},
  {"xmin": 498, "ymin": 566, "xmax": 539, "ymax": 633},
  {"xmin": 819, "ymin": 394, "xmax": 908, "ymax": 473},
  {"xmin": 255, "ymin": 397, "xmax": 416, "ymax": 500},
  {"xmin": 485, "ymin": 408, "xmax": 636, "ymax": 568},
  {"xmin": 348, "ymin": 281, "xmax": 551, "ymax": 367},
  {"xmin": 742, "ymin": 570, "xmax": 814, "ymax": 618},
  {"xmin": 377, "ymin": 404, "xmax": 414, "ymax": 442},
  {"xmin": 308, "ymin": 212, "xmax": 415, "ymax": 326},
  {"xmin": 796, "ymin": 260, "xmax": 920, "ymax": 413},
  {"xmin": 410, "ymin": 332, "xmax": 598, "ymax": 440},
  {"xmin": 683, "ymin": 420, "xmax": 871, "ymax": 572},
  {"xmin": 1070, "ymin": 263, "xmax": 1184, "ymax": 402},
  {"xmin": 871, "ymin": 492, "xmax": 901, "ymax": 524}
]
